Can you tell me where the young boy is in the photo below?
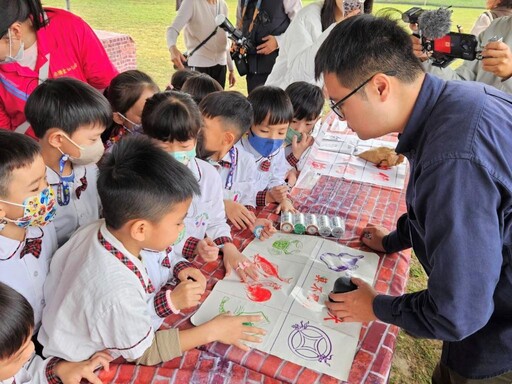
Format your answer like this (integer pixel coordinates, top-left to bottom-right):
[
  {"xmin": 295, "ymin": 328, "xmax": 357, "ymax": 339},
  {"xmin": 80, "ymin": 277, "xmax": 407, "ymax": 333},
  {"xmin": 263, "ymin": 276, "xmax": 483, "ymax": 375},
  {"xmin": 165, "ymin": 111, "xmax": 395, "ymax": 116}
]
[
  {"xmin": 25, "ymin": 78, "xmax": 111, "ymax": 246},
  {"xmin": 142, "ymin": 92, "xmax": 273, "ymax": 282},
  {"xmin": 0, "ymin": 282, "xmax": 111, "ymax": 384},
  {"xmin": 39, "ymin": 137, "xmax": 265, "ymax": 364},
  {"xmin": 284, "ymin": 82, "xmax": 324, "ymax": 186},
  {"xmin": 0, "ymin": 131, "xmax": 57, "ymax": 337},
  {"xmin": 236, "ymin": 86, "xmax": 296, "ymax": 213}
]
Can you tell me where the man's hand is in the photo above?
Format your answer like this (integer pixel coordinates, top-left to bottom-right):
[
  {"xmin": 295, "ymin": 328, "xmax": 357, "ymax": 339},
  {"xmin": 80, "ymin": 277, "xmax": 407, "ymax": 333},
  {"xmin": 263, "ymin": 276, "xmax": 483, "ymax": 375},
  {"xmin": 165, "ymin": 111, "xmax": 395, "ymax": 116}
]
[
  {"xmin": 410, "ymin": 34, "xmax": 428, "ymax": 62},
  {"xmin": 325, "ymin": 277, "xmax": 378, "ymax": 322},
  {"xmin": 482, "ymin": 41, "xmax": 512, "ymax": 79},
  {"xmin": 170, "ymin": 45, "xmax": 187, "ymax": 69},
  {"xmin": 225, "ymin": 200, "xmax": 256, "ymax": 230},
  {"xmin": 54, "ymin": 351, "xmax": 112, "ymax": 384},
  {"xmin": 228, "ymin": 70, "xmax": 237, "ymax": 87},
  {"xmin": 257, "ymin": 35, "xmax": 278, "ymax": 55},
  {"xmin": 360, "ymin": 224, "xmax": 389, "ymax": 252},
  {"xmin": 291, "ymin": 132, "xmax": 314, "ymax": 160},
  {"xmin": 178, "ymin": 267, "xmax": 207, "ymax": 290},
  {"xmin": 196, "ymin": 238, "xmax": 220, "ymax": 262}
]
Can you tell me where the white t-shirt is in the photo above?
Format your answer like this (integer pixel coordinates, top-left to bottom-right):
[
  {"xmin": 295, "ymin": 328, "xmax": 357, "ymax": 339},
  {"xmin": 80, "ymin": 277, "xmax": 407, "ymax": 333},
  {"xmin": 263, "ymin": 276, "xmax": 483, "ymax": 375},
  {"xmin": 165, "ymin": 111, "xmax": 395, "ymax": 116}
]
[
  {"xmin": 39, "ymin": 220, "xmax": 156, "ymax": 361},
  {"xmin": 0, "ymin": 225, "xmax": 57, "ymax": 331},
  {"xmin": 0, "ymin": 354, "xmax": 50, "ymax": 384},
  {"xmin": 46, "ymin": 164, "xmax": 100, "ymax": 246}
]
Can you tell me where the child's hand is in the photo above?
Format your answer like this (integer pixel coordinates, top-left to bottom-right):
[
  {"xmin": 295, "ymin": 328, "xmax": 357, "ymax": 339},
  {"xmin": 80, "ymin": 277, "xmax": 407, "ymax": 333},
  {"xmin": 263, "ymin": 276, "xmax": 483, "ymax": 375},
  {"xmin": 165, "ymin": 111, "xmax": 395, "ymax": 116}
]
[
  {"xmin": 208, "ymin": 313, "xmax": 266, "ymax": 351},
  {"xmin": 275, "ymin": 198, "xmax": 296, "ymax": 214},
  {"xmin": 285, "ymin": 168, "xmax": 299, "ymax": 187},
  {"xmin": 222, "ymin": 243, "xmax": 258, "ymax": 282},
  {"xmin": 291, "ymin": 132, "xmax": 314, "ymax": 159},
  {"xmin": 54, "ymin": 351, "xmax": 112, "ymax": 384},
  {"xmin": 268, "ymin": 185, "xmax": 288, "ymax": 204},
  {"xmin": 178, "ymin": 267, "xmax": 207, "ymax": 290},
  {"xmin": 196, "ymin": 238, "xmax": 219, "ymax": 262},
  {"xmin": 251, "ymin": 218, "xmax": 276, "ymax": 240},
  {"xmin": 224, "ymin": 200, "xmax": 256, "ymax": 230},
  {"xmin": 169, "ymin": 279, "xmax": 205, "ymax": 310}
]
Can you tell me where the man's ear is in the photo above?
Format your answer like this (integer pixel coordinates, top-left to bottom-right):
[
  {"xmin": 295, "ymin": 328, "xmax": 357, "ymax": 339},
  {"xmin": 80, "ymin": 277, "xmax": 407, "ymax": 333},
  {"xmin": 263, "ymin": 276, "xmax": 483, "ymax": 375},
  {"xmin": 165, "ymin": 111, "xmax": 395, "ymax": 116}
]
[
  {"xmin": 129, "ymin": 219, "xmax": 149, "ymax": 243},
  {"xmin": 373, "ymin": 73, "xmax": 392, "ymax": 101}
]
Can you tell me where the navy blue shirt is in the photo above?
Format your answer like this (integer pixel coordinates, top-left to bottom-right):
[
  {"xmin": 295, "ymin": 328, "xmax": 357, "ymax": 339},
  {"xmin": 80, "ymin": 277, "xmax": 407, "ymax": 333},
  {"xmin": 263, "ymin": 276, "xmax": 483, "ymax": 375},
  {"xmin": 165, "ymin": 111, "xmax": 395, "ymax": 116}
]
[{"xmin": 373, "ymin": 74, "xmax": 512, "ymax": 379}]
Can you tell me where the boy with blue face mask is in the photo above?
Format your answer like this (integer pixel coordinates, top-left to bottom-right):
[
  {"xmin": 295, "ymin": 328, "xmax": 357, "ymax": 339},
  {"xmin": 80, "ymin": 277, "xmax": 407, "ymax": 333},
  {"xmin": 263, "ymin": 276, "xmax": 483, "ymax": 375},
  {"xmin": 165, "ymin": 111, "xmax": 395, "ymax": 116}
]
[
  {"xmin": 25, "ymin": 78, "xmax": 111, "ymax": 246},
  {"xmin": 0, "ymin": 130, "xmax": 58, "ymax": 352},
  {"xmin": 236, "ymin": 86, "xmax": 296, "ymax": 213},
  {"xmin": 142, "ymin": 91, "xmax": 275, "ymax": 285}
]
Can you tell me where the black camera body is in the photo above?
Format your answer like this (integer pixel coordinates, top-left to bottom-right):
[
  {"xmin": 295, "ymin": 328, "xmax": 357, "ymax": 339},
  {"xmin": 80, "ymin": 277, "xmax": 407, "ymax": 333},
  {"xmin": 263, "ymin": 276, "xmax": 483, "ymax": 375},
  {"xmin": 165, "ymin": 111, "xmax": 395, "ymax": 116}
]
[
  {"xmin": 402, "ymin": 7, "xmax": 425, "ymax": 24},
  {"xmin": 215, "ymin": 15, "xmax": 255, "ymax": 76},
  {"xmin": 426, "ymin": 32, "xmax": 479, "ymax": 67}
]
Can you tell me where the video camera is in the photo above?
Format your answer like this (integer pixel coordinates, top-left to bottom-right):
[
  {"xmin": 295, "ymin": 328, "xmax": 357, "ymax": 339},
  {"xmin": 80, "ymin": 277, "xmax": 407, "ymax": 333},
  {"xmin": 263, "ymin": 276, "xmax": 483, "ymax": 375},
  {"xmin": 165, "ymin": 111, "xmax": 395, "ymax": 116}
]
[
  {"xmin": 404, "ymin": 6, "xmax": 479, "ymax": 67},
  {"xmin": 215, "ymin": 15, "xmax": 255, "ymax": 76}
]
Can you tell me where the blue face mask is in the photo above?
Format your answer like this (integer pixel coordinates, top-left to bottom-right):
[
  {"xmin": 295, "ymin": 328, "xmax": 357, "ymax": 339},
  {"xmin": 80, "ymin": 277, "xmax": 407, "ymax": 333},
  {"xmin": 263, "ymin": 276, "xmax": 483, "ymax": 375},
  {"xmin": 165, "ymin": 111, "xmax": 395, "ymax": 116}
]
[
  {"xmin": 170, "ymin": 148, "xmax": 196, "ymax": 165},
  {"xmin": 248, "ymin": 130, "xmax": 284, "ymax": 158}
]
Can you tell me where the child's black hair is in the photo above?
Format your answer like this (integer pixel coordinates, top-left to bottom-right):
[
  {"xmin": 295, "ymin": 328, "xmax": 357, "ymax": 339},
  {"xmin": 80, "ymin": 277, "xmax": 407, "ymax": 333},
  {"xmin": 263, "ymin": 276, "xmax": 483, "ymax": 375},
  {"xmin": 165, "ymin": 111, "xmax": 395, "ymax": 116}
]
[
  {"xmin": 248, "ymin": 86, "xmax": 294, "ymax": 126},
  {"xmin": 25, "ymin": 78, "xmax": 112, "ymax": 139},
  {"xmin": 97, "ymin": 136, "xmax": 200, "ymax": 230},
  {"xmin": 285, "ymin": 82, "xmax": 324, "ymax": 121},
  {"xmin": 0, "ymin": 131, "xmax": 40, "ymax": 197},
  {"xmin": 142, "ymin": 91, "xmax": 202, "ymax": 143},
  {"xmin": 102, "ymin": 70, "xmax": 159, "ymax": 142},
  {"xmin": 0, "ymin": 282, "xmax": 34, "ymax": 360},
  {"xmin": 199, "ymin": 91, "xmax": 254, "ymax": 139},
  {"xmin": 181, "ymin": 73, "xmax": 223, "ymax": 104},
  {"xmin": 170, "ymin": 69, "xmax": 200, "ymax": 91}
]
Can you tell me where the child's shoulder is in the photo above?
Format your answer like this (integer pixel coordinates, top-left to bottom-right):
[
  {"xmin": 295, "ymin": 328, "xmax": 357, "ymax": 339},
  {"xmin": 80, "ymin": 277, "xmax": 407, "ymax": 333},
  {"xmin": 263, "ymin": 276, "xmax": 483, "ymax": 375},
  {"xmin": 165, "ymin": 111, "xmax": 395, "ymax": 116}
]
[{"xmin": 194, "ymin": 158, "xmax": 223, "ymax": 186}]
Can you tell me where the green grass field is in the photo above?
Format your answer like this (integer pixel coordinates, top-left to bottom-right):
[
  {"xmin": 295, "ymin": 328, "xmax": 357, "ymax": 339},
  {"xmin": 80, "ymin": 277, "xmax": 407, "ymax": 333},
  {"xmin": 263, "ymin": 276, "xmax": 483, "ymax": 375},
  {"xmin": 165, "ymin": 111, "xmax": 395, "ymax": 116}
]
[{"xmin": 42, "ymin": 1, "xmax": 481, "ymax": 382}]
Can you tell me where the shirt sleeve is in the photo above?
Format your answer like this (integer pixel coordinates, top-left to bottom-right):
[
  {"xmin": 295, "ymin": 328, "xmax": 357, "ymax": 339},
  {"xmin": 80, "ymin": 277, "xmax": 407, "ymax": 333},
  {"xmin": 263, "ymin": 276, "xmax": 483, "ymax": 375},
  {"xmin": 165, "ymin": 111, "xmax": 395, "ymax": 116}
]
[
  {"xmin": 205, "ymin": 172, "xmax": 232, "ymax": 241},
  {"xmin": 268, "ymin": 150, "xmax": 289, "ymax": 189},
  {"xmin": 166, "ymin": 0, "xmax": 194, "ymax": 48},
  {"xmin": 382, "ymin": 213, "xmax": 412, "ymax": 253},
  {"xmin": 93, "ymin": 295, "xmax": 155, "ymax": 361},
  {"xmin": 75, "ymin": 15, "xmax": 118, "ymax": 89},
  {"xmin": 470, "ymin": 12, "xmax": 492, "ymax": 37},
  {"xmin": 373, "ymin": 159, "xmax": 502, "ymax": 341},
  {"xmin": 274, "ymin": 0, "xmax": 302, "ymax": 47},
  {"xmin": 0, "ymin": 99, "xmax": 12, "ymax": 130}
]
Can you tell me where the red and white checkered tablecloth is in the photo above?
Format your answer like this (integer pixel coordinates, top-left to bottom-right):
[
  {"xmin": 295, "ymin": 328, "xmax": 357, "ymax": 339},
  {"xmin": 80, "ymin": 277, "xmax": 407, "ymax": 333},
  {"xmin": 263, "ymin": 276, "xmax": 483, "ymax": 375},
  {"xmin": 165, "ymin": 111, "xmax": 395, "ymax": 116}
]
[
  {"xmin": 99, "ymin": 117, "xmax": 410, "ymax": 383},
  {"xmin": 95, "ymin": 30, "xmax": 137, "ymax": 73}
]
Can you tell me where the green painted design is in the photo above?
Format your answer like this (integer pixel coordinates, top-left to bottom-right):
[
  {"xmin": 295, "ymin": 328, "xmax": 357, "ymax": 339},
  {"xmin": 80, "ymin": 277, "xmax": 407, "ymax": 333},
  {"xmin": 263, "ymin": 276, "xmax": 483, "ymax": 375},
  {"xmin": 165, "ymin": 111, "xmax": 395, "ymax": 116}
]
[
  {"xmin": 218, "ymin": 296, "xmax": 270, "ymax": 326},
  {"xmin": 269, "ymin": 238, "xmax": 303, "ymax": 255}
]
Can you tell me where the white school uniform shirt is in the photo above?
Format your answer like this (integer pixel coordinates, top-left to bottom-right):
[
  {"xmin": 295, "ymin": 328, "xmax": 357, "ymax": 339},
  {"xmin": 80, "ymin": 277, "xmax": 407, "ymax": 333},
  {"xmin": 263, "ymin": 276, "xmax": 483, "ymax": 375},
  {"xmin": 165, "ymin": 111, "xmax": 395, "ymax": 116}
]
[
  {"xmin": 46, "ymin": 164, "xmax": 100, "ymax": 246},
  {"xmin": 236, "ymin": 136, "xmax": 288, "ymax": 191},
  {"xmin": 211, "ymin": 146, "xmax": 259, "ymax": 207},
  {"xmin": 39, "ymin": 219, "xmax": 155, "ymax": 362},
  {"xmin": 0, "ymin": 224, "xmax": 57, "ymax": 331},
  {"xmin": 0, "ymin": 355, "xmax": 52, "ymax": 384},
  {"xmin": 172, "ymin": 158, "xmax": 232, "ymax": 259}
]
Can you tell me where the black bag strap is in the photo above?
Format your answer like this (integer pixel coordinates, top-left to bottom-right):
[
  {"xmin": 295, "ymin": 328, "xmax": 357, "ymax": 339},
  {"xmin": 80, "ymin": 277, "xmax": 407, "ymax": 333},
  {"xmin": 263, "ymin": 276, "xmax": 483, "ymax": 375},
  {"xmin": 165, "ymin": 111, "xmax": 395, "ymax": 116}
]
[{"xmin": 188, "ymin": 27, "xmax": 218, "ymax": 58}]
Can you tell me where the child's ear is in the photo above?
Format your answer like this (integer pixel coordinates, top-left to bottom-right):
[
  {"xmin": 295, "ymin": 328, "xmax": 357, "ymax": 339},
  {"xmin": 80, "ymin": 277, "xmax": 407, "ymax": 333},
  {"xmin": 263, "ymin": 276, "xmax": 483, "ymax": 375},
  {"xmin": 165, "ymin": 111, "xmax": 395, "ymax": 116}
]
[
  {"xmin": 113, "ymin": 112, "xmax": 124, "ymax": 126},
  {"xmin": 223, "ymin": 131, "xmax": 236, "ymax": 146},
  {"xmin": 46, "ymin": 128, "xmax": 66, "ymax": 150},
  {"xmin": 129, "ymin": 219, "xmax": 148, "ymax": 243}
]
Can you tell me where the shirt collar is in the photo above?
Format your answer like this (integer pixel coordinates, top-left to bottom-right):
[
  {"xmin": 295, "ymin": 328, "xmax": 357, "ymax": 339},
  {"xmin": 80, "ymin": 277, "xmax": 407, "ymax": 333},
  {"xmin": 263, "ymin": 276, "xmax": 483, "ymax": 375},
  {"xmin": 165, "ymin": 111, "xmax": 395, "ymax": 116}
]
[
  {"xmin": 0, "ymin": 226, "xmax": 42, "ymax": 261},
  {"xmin": 395, "ymin": 74, "xmax": 446, "ymax": 156}
]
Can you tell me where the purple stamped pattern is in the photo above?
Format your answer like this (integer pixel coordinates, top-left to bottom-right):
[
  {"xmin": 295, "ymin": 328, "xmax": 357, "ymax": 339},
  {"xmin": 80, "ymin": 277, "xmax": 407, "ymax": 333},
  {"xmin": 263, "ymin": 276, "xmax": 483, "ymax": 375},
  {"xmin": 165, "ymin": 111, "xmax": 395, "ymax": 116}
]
[
  {"xmin": 320, "ymin": 252, "xmax": 364, "ymax": 272},
  {"xmin": 288, "ymin": 321, "xmax": 333, "ymax": 366}
]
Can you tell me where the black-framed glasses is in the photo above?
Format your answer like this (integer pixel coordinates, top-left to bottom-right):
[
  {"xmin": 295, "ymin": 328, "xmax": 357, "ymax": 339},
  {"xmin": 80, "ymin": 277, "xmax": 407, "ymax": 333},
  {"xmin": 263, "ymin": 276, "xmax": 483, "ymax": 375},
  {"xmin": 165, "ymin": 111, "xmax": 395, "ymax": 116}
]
[{"xmin": 329, "ymin": 70, "xmax": 397, "ymax": 120}]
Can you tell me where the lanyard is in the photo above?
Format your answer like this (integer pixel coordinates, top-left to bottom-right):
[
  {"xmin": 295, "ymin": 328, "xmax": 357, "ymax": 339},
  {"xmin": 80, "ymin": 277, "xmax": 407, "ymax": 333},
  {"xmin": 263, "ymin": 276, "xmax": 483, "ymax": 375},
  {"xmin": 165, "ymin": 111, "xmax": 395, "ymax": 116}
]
[
  {"xmin": 225, "ymin": 147, "xmax": 238, "ymax": 190},
  {"xmin": 57, "ymin": 154, "xmax": 71, "ymax": 206},
  {"xmin": 239, "ymin": 0, "xmax": 262, "ymax": 33}
]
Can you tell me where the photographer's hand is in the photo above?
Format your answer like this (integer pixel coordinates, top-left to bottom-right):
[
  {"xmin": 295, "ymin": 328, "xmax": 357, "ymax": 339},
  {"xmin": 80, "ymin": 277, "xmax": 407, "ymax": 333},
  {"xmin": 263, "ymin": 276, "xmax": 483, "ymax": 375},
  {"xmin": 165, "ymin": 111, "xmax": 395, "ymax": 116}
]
[
  {"xmin": 482, "ymin": 41, "xmax": 512, "ymax": 80},
  {"xmin": 257, "ymin": 35, "xmax": 278, "ymax": 55},
  {"xmin": 170, "ymin": 45, "xmax": 187, "ymax": 70},
  {"xmin": 410, "ymin": 34, "xmax": 429, "ymax": 62},
  {"xmin": 229, "ymin": 70, "xmax": 237, "ymax": 88}
]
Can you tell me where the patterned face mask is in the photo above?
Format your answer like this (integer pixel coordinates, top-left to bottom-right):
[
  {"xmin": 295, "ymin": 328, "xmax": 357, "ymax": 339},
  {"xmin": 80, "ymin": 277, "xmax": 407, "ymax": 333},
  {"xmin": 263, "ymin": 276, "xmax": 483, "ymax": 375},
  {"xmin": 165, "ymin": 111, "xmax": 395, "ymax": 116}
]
[{"xmin": 0, "ymin": 187, "xmax": 57, "ymax": 229}]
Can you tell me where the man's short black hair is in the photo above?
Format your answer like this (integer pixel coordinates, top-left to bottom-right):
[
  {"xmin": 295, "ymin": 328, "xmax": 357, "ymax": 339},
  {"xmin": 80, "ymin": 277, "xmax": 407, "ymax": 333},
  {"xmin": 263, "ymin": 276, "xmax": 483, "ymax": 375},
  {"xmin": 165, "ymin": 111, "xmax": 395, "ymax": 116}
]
[
  {"xmin": 248, "ymin": 86, "xmax": 294, "ymax": 126},
  {"xmin": 0, "ymin": 131, "xmax": 40, "ymax": 197},
  {"xmin": 199, "ymin": 91, "xmax": 254, "ymax": 138},
  {"xmin": 26, "ymin": 78, "xmax": 112, "ymax": 139},
  {"xmin": 142, "ymin": 91, "xmax": 202, "ymax": 142},
  {"xmin": 0, "ymin": 282, "xmax": 34, "ymax": 360},
  {"xmin": 315, "ymin": 14, "xmax": 424, "ymax": 88},
  {"xmin": 285, "ymin": 82, "xmax": 324, "ymax": 121},
  {"xmin": 97, "ymin": 136, "xmax": 200, "ymax": 230}
]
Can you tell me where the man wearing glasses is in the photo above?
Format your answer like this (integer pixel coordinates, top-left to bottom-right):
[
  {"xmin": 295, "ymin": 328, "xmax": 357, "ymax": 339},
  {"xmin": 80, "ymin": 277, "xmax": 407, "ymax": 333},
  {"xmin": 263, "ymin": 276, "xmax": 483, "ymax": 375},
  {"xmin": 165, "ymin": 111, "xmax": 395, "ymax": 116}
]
[{"xmin": 317, "ymin": 14, "xmax": 512, "ymax": 384}]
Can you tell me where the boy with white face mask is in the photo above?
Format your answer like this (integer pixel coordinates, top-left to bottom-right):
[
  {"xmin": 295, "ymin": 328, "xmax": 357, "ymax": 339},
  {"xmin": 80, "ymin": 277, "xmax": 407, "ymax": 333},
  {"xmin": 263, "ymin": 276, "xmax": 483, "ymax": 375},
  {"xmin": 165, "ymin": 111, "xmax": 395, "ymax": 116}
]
[
  {"xmin": 25, "ymin": 78, "xmax": 111, "ymax": 246},
  {"xmin": 0, "ymin": 131, "xmax": 58, "ymax": 348}
]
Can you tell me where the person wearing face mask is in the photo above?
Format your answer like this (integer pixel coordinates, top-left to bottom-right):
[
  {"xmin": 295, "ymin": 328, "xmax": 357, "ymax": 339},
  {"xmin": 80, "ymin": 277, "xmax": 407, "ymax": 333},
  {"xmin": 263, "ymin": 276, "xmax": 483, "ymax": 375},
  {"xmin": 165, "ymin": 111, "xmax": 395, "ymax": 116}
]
[
  {"xmin": 265, "ymin": 0, "xmax": 373, "ymax": 89},
  {"xmin": 0, "ymin": 0, "xmax": 118, "ymax": 137},
  {"xmin": 237, "ymin": 86, "xmax": 296, "ymax": 213},
  {"xmin": 0, "ymin": 130, "xmax": 58, "ymax": 355},
  {"xmin": 142, "ymin": 91, "xmax": 276, "ymax": 292},
  {"xmin": 102, "ymin": 70, "xmax": 160, "ymax": 151},
  {"xmin": 25, "ymin": 78, "xmax": 111, "ymax": 246}
]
